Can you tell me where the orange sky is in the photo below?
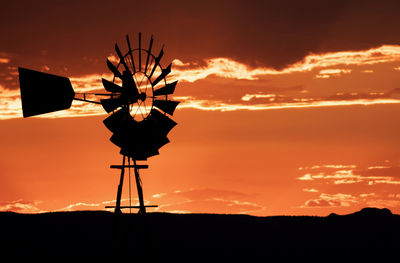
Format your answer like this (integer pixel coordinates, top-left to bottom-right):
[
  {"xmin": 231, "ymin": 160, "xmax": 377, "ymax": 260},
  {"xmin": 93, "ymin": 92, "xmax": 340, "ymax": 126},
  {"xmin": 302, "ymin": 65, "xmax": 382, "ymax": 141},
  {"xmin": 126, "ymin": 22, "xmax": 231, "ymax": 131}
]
[{"xmin": 0, "ymin": 0, "xmax": 400, "ymax": 216}]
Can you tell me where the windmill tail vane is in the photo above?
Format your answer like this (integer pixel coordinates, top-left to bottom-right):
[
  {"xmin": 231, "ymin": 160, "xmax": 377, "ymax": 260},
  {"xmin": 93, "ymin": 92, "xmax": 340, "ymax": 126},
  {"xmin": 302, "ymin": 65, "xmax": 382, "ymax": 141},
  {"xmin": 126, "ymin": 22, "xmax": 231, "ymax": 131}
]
[{"xmin": 18, "ymin": 33, "xmax": 180, "ymax": 214}]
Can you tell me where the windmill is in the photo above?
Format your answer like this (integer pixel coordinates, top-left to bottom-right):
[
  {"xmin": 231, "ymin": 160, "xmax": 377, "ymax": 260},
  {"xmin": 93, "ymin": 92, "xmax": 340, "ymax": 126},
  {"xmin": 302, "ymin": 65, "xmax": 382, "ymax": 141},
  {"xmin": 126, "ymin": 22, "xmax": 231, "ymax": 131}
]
[{"xmin": 18, "ymin": 33, "xmax": 179, "ymax": 214}]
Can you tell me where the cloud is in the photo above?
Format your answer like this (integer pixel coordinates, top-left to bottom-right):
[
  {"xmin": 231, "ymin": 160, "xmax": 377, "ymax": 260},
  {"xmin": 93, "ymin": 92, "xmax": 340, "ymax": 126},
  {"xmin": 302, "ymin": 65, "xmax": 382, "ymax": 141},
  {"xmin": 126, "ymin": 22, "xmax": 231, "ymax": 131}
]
[
  {"xmin": 58, "ymin": 202, "xmax": 101, "ymax": 211},
  {"xmin": 358, "ymin": 193, "xmax": 400, "ymax": 209},
  {"xmin": 172, "ymin": 45, "xmax": 400, "ymax": 83},
  {"xmin": 41, "ymin": 65, "xmax": 50, "ymax": 71},
  {"xmin": 361, "ymin": 69, "xmax": 374, "ymax": 73},
  {"xmin": 2, "ymin": 44, "xmax": 400, "ymax": 120},
  {"xmin": 297, "ymin": 163, "xmax": 400, "ymax": 185},
  {"xmin": 58, "ymin": 198, "xmax": 131, "ymax": 212},
  {"xmin": 356, "ymin": 166, "xmax": 400, "ymax": 179},
  {"xmin": 70, "ymin": 73, "xmax": 112, "ymax": 93},
  {"xmin": 4, "ymin": 88, "xmax": 398, "ymax": 121},
  {"xmin": 302, "ymin": 193, "xmax": 358, "ymax": 208},
  {"xmin": 238, "ymin": 91, "xmax": 394, "ymax": 108},
  {"xmin": 0, "ymin": 85, "xmax": 24, "ymax": 119},
  {"xmin": 241, "ymin": 93, "xmax": 276, "ymax": 102},
  {"xmin": 299, "ymin": 164, "xmax": 357, "ymax": 170},
  {"xmin": 53, "ymin": 189, "xmax": 264, "ymax": 214},
  {"xmin": 294, "ymin": 45, "xmax": 400, "ymax": 72},
  {"xmin": 303, "ymin": 188, "xmax": 319, "ymax": 193},
  {"xmin": 172, "ymin": 59, "xmax": 190, "ymax": 67},
  {"xmin": 315, "ymin": 68, "xmax": 351, "ymax": 79},
  {"xmin": 107, "ymin": 54, "xmax": 119, "ymax": 64},
  {"xmin": 298, "ymin": 163, "xmax": 400, "ymax": 209},
  {"xmin": 177, "ymin": 96, "xmax": 400, "ymax": 112},
  {"xmin": 326, "ymin": 92, "xmax": 387, "ymax": 101},
  {"xmin": 150, "ymin": 188, "xmax": 265, "ymax": 214},
  {"xmin": 300, "ymin": 191, "xmax": 400, "ymax": 209},
  {"xmin": 0, "ymin": 58, "xmax": 10, "ymax": 64},
  {"xmin": 304, "ymin": 198, "xmax": 338, "ymax": 207},
  {"xmin": 0, "ymin": 199, "xmax": 41, "ymax": 213}
]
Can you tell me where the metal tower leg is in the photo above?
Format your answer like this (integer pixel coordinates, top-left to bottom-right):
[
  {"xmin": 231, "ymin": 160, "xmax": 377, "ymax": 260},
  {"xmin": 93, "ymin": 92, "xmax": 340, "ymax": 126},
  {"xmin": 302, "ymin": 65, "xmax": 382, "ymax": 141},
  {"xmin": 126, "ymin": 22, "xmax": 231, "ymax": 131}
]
[
  {"xmin": 115, "ymin": 155, "xmax": 126, "ymax": 214},
  {"xmin": 106, "ymin": 157, "xmax": 156, "ymax": 213},
  {"xmin": 133, "ymin": 158, "xmax": 146, "ymax": 214}
]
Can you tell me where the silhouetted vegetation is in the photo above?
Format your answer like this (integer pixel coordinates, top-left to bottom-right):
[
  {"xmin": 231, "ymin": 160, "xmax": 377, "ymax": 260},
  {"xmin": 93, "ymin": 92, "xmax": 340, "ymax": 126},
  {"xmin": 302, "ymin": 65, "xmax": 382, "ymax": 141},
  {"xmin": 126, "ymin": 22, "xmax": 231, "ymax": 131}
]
[{"xmin": 1, "ymin": 208, "xmax": 398, "ymax": 261}]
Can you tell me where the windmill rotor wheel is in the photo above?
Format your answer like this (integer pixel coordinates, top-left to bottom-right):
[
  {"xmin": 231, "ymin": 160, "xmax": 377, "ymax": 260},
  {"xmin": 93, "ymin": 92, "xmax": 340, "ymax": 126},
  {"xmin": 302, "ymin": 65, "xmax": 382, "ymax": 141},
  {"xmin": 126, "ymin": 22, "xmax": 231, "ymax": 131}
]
[
  {"xmin": 112, "ymin": 49, "xmax": 162, "ymax": 122},
  {"xmin": 101, "ymin": 33, "xmax": 179, "ymax": 161}
]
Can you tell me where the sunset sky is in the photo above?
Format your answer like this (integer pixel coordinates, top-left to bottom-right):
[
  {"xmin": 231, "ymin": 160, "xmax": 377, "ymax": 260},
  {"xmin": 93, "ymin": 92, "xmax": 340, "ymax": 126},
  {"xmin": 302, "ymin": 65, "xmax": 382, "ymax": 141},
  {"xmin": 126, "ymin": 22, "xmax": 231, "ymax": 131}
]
[{"xmin": 1, "ymin": 0, "xmax": 400, "ymax": 216}]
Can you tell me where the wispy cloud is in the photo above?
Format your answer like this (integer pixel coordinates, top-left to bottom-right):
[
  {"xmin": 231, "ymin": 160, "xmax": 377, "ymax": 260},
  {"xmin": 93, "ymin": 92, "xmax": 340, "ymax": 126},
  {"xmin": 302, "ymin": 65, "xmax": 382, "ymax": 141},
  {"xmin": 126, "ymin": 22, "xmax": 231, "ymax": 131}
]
[
  {"xmin": 172, "ymin": 59, "xmax": 190, "ymax": 67},
  {"xmin": 0, "ymin": 58, "xmax": 10, "ymax": 64},
  {"xmin": 49, "ymin": 188, "xmax": 265, "ymax": 214},
  {"xmin": 178, "ymin": 96, "xmax": 400, "ymax": 112},
  {"xmin": 303, "ymin": 188, "xmax": 319, "ymax": 193},
  {"xmin": 0, "ymin": 85, "xmax": 23, "ymax": 119},
  {"xmin": 3, "ymin": 86, "xmax": 398, "ymax": 120},
  {"xmin": 297, "ymin": 164, "xmax": 400, "ymax": 185},
  {"xmin": 2, "ymin": 45, "xmax": 400, "ymax": 120},
  {"xmin": 315, "ymin": 68, "xmax": 351, "ymax": 79},
  {"xmin": 57, "ymin": 198, "xmax": 131, "ymax": 212},
  {"xmin": 301, "ymin": 192, "xmax": 400, "ymax": 209},
  {"xmin": 299, "ymin": 164, "xmax": 357, "ymax": 170},
  {"xmin": 302, "ymin": 193, "xmax": 360, "ymax": 208},
  {"xmin": 150, "ymin": 188, "xmax": 265, "ymax": 214},
  {"xmin": 106, "ymin": 54, "xmax": 119, "ymax": 64},
  {"xmin": 298, "ymin": 162, "xmax": 400, "ymax": 209},
  {"xmin": 0, "ymin": 199, "xmax": 41, "ymax": 213},
  {"xmin": 172, "ymin": 45, "xmax": 400, "ymax": 82},
  {"xmin": 361, "ymin": 69, "xmax": 374, "ymax": 73},
  {"xmin": 241, "ymin": 93, "xmax": 277, "ymax": 102}
]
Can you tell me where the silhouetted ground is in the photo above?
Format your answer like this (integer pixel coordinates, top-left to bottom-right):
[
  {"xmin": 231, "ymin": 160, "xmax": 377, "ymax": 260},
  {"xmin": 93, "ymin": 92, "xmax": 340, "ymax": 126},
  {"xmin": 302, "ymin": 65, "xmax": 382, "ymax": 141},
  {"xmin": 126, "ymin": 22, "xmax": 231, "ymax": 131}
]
[{"xmin": 1, "ymin": 207, "xmax": 398, "ymax": 262}]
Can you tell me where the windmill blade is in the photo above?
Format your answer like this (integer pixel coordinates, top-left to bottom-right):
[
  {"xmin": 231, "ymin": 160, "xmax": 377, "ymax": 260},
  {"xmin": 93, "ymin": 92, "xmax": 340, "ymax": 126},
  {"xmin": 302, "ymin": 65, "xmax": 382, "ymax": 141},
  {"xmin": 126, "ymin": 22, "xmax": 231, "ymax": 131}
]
[
  {"xmin": 141, "ymin": 118, "xmax": 163, "ymax": 148},
  {"xmin": 122, "ymin": 70, "xmax": 138, "ymax": 91},
  {"xmin": 152, "ymin": 63, "xmax": 171, "ymax": 87},
  {"xmin": 103, "ymin": 107, "xmax": 131, "ymax": 133},
  {"xmin": 100, "ymin": 97, "xmax": 124, "ymax": 113},
  {"xmin": 110, "ymin": 120, "xmax": 141, "ymax": 148},
  {"xmin": 115, "ymin": 43, "xmax": 131, "ymax": 73},
  {"xmin": 154, "ymin": 135, "xmax": 170, "ymax": 149},
  {"xmin": 144, "ymin": 148, "xmax": 159, "ymax": 158},
  {"xmin": 148, "ymin": 48, "xmax": 164, "ymax": 79},
  {"xmin": 18, "ymin": 67, "xmax": 75, "ymax": 117},
  {"xmin": 144, "ymin": 35, "xmax": 153, "ymax": 74},
  {"xmin": 142, "ymin": 114, "xmax": 168, "ymax": 147},
  {"xmin": 118, "ymin": 126, "xmax": 160, "ymax": 160},
  {"xmin": 106, "ymin": 59, "xmax": 123, "ymax": 79},
  {"xmin": 153, "ymin": 100, "xmax": 179, "ymax": 115},
  {"xmin": 120, "ymin": 147, "xmax": 148, "ymax": 160},
  {"xmin": 136, "ymin": 130, "xmax": 161, "ymax": 158},
  {"xmin": 102, "ymin": 78, "xmax": 123, "ymax": 93},
  {"xmin": 153, "ymin": 81, "xmax": 178, "ymax": 96},
  {"xmin": 143, "ymin": 112, "xmax": 172, "ymax": 148},
  {"xmin": 149, "ymin": 108, "xmax": 177, "ymax": 135},
  {"xmin": 126, "ymin": 34, "xmax": 136, "ymax": 73},
  {"xmin": 110, "ymin": 133, "xmax": 124, "ymax": 148},
  {"xmin": 110, "ymin": 132, "xmax": 138, "ymax": 149}
]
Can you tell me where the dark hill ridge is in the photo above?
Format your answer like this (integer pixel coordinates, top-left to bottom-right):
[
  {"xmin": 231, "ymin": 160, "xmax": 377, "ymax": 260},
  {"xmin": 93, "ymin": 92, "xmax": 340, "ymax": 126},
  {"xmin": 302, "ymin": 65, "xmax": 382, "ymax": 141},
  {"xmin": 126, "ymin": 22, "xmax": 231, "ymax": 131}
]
[{"xmin": 1, "ymin": 207, "xmax": 398, "ymax": 261}]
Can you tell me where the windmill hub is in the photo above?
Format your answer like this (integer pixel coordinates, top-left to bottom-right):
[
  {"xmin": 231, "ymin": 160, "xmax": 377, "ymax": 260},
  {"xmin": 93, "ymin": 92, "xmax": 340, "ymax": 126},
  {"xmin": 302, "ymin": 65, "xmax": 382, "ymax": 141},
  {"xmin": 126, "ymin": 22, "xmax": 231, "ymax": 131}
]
[{"xmin": 139, "ymin": 92, "xmax": 147, "ymax": 102}]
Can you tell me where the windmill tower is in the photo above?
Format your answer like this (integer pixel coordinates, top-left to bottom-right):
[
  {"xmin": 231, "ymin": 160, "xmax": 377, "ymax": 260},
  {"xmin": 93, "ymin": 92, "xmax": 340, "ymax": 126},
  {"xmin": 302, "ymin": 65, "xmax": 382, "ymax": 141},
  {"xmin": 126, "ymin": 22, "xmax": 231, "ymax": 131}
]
[{"xmin": 18, "ymin": 33, "xmax": 179, "ymax": 214}]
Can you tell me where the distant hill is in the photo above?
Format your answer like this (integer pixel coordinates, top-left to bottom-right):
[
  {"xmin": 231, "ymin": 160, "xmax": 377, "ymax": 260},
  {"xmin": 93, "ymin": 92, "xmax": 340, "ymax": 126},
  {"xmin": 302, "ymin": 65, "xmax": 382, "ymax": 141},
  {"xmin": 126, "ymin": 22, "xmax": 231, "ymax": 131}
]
[{"xmin": 1, "ymin": 207, "xmax": 398, "ymax": 261}]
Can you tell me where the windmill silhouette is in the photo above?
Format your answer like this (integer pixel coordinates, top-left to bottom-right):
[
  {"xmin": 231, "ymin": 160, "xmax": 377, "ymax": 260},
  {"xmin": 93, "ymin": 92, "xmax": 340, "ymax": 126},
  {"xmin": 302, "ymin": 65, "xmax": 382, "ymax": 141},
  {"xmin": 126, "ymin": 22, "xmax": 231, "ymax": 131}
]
[{"xmin": 18, "ymin": 33, "xmax": 179, "ymax": 214}]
